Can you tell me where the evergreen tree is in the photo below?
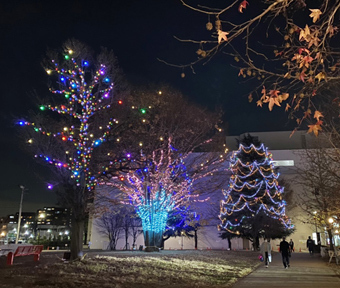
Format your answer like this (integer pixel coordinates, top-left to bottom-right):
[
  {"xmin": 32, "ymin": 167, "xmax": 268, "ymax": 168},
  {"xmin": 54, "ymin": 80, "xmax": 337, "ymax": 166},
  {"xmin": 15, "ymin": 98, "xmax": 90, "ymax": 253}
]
[{"xmin": 219, "ymin": 134, "xmax": 293, "ymax": 249}]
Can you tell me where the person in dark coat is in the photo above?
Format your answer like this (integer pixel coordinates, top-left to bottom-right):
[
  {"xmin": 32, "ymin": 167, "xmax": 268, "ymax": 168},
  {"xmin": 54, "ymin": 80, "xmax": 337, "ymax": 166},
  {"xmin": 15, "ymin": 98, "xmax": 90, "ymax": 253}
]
[
  {"xmin": 306, "ymin": 236, "xmax": 315, "ymax": 256},
  {"xmin": 289, "ymin": 239, "xmax": 294, "ymax": 252},
  {"xmin": 280, "ymin": 236, "xmax": 291, "ymax": 268}
]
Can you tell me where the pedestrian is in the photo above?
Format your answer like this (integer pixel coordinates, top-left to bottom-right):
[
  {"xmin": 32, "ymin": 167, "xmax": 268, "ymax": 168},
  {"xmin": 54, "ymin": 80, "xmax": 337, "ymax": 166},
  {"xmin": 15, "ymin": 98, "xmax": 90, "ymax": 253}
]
[
  {"xmin": 88, "ymin": 241, "xmax": 92, "ymax": 249},
  {"xmin": 279, "ymin": 236, "xmax": 290, "ymax": 269},
  {"xmin": 289, "ymin": 239, "xmax": 294, "ymax": 252},
  {"xmin": 260, "ymin": 238, "xmax": 272, "ymax": 268},
  {"xmin": 306, "ymin": 236, "xmax": 314, "ymax": 256}
]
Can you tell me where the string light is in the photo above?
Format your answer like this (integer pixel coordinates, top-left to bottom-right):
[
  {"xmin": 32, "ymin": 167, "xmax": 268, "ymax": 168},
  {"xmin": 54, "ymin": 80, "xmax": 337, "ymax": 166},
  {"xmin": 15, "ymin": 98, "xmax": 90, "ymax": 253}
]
[
  {"xmin": 19, "ymin": 51, "xmax": 117, "ymax": 192},
  {"xmin": 99, "ymin": 138, "xmax": 225, "ymax": 239},
  {"xmin": 219, "ymin": 142, "xmax": 293, "ymax": 235}
]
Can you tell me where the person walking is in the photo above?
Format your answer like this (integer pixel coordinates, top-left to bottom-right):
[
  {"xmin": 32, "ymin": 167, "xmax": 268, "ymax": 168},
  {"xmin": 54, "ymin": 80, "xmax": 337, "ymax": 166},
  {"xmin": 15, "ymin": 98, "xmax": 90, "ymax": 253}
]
[
  {"xmin": 260, "ymin": 238, "xmax": 272, "ymax": 268},
  {"xmin": 289, "ymin": 239, "xmax": 294, "ymax": 252},
  {"xmin": 280, "ymin": 236, "xmax": 291, "ymax": 269},
  {"xmin": 306, "ymin": 236, "xmax": 314, "ymax": 256}
]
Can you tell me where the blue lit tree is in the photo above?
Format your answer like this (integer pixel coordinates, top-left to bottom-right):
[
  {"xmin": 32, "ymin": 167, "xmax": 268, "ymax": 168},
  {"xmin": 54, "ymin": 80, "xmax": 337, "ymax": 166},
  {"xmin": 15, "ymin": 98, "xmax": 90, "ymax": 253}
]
[
  {"xmin": 99, "ymin": 86, "xmax": 227, "ymax": 250},
  {"xmin": 163, "ymin": 207, "xmax": 201, "ymax": 249},
  {"xmin": 219, "ymin": 134, "xmax": 293, "ymax": 249},
  {"xmin": 105, "ymin": 138, "xmax": 223, "ymax": 250},
  {"xmin": 18, "ymin": 39, "xmax": 128, "ymax": 259}
]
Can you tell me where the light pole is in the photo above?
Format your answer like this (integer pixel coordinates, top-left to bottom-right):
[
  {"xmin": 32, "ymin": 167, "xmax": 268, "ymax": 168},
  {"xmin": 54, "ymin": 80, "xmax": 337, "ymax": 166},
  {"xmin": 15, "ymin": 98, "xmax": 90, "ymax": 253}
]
[{"xmin": 16, "ymin": 185, "xmax": 25, "ymax": 244}]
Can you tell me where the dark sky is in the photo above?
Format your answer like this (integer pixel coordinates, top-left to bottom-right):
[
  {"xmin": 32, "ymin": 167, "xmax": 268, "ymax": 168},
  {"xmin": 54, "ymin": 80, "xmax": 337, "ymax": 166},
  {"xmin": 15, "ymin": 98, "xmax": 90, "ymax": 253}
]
[{"xmin": 0, "ymin": 0, "xmax": 292, "ymax": 216}]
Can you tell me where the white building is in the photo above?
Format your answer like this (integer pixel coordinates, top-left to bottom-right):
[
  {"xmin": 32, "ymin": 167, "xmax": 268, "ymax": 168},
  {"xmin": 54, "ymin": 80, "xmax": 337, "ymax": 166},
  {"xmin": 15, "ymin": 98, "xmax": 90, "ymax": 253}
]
[{"xmin": 88, "ymin": 131, "xmax": 338, "ymax": 251}]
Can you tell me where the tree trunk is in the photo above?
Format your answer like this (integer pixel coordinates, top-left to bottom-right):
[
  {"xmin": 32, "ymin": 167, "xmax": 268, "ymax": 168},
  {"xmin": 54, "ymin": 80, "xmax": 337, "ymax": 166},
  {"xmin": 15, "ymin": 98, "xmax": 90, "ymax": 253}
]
[
  {"xmin": 70, "ymin": 217, "xmax": 84, "ymax": 260},
  {"xmin": 194, "ymin": 229, "xmax": 198, "ymax": 250},
  {"xmin": 125, "ymin": 230, "xmax": 129, "ymax": 250},
  {"xmin": 160, "ymin": 236, "xmax": 167, "ymax": 249},
  {"xmin": 227, "ymin": 236, "xmax": 232, "ymax": 250},
  {"xmin": 251, "ymin": 235, "xmax": 260, "ymax": 251},
  {"xmin": 144, "ymin": 230, "xmax": 162, "ymax": 251},
  {"xmin": 327, "ymin": 229, "xmax": 334, "ymax": 251}
]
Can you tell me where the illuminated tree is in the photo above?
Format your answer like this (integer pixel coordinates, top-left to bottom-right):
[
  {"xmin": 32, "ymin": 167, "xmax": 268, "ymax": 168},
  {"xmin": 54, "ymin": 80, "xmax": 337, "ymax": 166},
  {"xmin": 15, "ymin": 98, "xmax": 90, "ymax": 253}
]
[
  {"xmin": 163, "ymin": 1, "xmax": 340, "ymax": 136},
  {"xmin": 98, "ymin": 86, "xmax": 227, "ymax": 250},
  {"xmin": 18, "ymin": 39, "xmax": 128, "ymax": 259},
  {"xmin": 219, "ymin": 135, "xmax": 293, "ymax": 249},
  {"xmin": 103, "ymin": 138, "xmax": 224, "ymax": 250},
  {"xmin": 163, "ymin": 207, "xmax": 200, "ymax": 249}
]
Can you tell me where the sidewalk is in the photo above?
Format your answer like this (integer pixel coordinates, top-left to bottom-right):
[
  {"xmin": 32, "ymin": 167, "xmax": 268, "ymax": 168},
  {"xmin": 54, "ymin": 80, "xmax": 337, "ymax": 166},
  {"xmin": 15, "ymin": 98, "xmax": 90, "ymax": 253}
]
[{"xmin": 232, "ymin": 252, "xmax": 340, "ymax": 288}]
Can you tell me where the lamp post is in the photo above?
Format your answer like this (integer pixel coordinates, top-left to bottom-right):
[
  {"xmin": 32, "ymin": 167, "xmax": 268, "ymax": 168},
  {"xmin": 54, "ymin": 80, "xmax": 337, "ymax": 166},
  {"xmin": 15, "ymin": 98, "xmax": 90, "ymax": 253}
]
[
  {"xmin": 16, "ymin": 185, "xmax": 25, "ymax": 244},
  {"xmin": 313, "ymin": 211, "xmax": 321, "ymax": 247},
  {"xmin": 313, "ymin": 211, "xmax": 318, "ymax": 233},
  {"xmin": 328, "ymin": 217, "xmax": 335, "ymax": 251}
]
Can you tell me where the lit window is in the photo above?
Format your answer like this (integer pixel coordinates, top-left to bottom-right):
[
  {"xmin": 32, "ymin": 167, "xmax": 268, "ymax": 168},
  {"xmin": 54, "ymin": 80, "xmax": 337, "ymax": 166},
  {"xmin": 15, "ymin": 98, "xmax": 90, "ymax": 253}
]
[{"xmin": 271, "ymin": 160, "xmax": 294, "ymax": 167}]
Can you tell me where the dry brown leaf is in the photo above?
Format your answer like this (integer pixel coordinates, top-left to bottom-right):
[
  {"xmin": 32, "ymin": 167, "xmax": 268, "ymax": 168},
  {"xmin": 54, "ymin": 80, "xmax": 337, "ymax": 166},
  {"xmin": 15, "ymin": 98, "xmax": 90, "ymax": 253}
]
[
  {"xmin": 315, "ymin": 72, "xmax": 326, "ymax": 82},
  {"xmin": 218, "ymin": 30, "xmax": 229, "ymax": 44},
  {"xmin": 268, "ymin": 96, "xmax": 281, "ymax": 111},
  {"xmin": 307, "ymin": 122, "xmax": 322, "ymax": 136},
  {"xmin": 299, "ymin": 25, "xmax": 311, "ymax": 41},
  {"xmin": 281, "ymin": 93, "xmax": 289, "ymax": 101},
  {"xmin": 269, "ymin": 89, "xmax": 280, "ymax": 97},
  {"xmin": 261, "ymin": 86, "xmax": 266, "ymax": 97},
  {"xmin": 299, "ymin": 70, "xmax": 306, "ymax": 82},
  {"xmin": 238, "ymin": 0, "xmax": 249, "ymax": 13},
  {"xmin": 314, "ymin": 110, "xmax": 323, "ymax": 121},
  {"xmin": 309, "ymin": 9, "xmax": 322, "ymax": 23}
]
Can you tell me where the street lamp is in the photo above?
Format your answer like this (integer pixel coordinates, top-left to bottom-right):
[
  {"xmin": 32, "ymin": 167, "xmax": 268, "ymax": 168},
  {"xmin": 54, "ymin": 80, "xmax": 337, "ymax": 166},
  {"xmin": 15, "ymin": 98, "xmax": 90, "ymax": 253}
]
[
  {"xmin": 16, "ymin": 185, "xmax": 25, "ymax": 244},
  {"xmin": 312, "ymin": 211, "xmax": 320, "ymax": 246}
]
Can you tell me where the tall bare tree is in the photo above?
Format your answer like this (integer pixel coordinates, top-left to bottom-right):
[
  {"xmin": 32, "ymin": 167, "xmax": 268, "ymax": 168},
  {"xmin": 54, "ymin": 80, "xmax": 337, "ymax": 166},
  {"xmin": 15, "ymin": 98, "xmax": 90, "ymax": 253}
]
[
  {"xmin": 96, "ymin": 210, "xmax": 124, "ymax": 250},
  {"xmin": 162, "ymin": 0, "xmax": 340, "ymax": 136},
  {"xmin": 295, "ymin": 144, "xmax": 340, "ymax": 250}
]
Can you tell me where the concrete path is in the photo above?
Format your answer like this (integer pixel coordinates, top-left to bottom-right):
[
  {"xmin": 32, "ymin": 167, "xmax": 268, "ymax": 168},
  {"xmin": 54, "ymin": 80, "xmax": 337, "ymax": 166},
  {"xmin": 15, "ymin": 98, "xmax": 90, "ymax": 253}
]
[{"xmin": 232, "ymin": 252, "xmax": 340, "ymax": 288}]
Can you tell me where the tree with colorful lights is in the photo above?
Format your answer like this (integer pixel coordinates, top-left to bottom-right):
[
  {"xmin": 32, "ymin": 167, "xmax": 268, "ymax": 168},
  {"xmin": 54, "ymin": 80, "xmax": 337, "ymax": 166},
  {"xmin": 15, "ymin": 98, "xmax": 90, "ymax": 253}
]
[
  {"xmin": 219, "ymin": 134, "xmax": 293, "ymax": 249},
  {"xmin": 103, "ymin": 138, "xmax": 225, "ymax": 250},
  {"xmin": 100, "ymin": 86, "xmax": 227, "ymax": 250},
  {"xmin": 19, "ymin": 39, "xmax": 128, "ymax": 259}
]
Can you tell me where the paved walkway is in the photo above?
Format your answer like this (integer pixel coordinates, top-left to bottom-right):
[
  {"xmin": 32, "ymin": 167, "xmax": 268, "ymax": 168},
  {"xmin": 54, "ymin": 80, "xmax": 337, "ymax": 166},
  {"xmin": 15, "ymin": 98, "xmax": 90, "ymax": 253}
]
[{"xmin": 232, "ymin": 252, "xmax": 340, "ymax": 288}]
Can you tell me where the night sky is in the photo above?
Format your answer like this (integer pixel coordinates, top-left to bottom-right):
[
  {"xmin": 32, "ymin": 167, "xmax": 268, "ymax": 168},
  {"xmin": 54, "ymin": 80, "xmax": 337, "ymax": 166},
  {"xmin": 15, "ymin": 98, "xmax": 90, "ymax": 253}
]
[{"xmin": 0, "ymin": 0, "xmax": 292, "ymax": 216}]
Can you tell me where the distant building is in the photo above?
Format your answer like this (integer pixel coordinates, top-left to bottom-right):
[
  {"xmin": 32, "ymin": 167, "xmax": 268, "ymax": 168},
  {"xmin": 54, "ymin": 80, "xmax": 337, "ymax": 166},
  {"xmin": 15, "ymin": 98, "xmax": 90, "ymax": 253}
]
[
  {"xmin": 0, "ymin": 207, "xmax": 71, "ymax": 244},
  {"xmin": 36, "ymin": 207, "xmax": 71, "ymax": 239},
  {"xmin": 0, "ymin": 212, "xmax": 35, "ymax": 243}
]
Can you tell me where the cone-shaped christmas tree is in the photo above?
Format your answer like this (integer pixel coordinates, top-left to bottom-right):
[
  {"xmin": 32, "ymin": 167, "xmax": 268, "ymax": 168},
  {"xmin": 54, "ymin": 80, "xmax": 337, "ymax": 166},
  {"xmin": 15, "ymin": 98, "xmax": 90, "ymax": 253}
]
[{"xmin": 219, "ymin": 135, "xmax": 293, "ymax": 249}]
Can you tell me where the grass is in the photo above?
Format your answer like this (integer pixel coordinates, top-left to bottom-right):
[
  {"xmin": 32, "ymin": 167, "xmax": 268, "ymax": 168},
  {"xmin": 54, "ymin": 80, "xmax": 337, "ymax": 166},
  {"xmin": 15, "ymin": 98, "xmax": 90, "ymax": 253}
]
[{"xmin": 0, "ymin": 250, "xmax": 259, "ymax": 288}]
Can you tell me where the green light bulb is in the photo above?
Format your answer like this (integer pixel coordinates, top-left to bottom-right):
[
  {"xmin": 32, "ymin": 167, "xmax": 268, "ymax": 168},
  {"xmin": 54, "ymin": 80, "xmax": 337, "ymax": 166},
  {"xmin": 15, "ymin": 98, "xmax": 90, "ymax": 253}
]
[
  {"xmin": 141, "ymin": 109, "xmax": 146, "ymax": 114},
  {"xmin": 65, "ymin": 55, "xmax": 70, "ymax": 60},
  {"xmin": 40, "ymin": 106, "xmax": 45, "ymax": 111}
]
